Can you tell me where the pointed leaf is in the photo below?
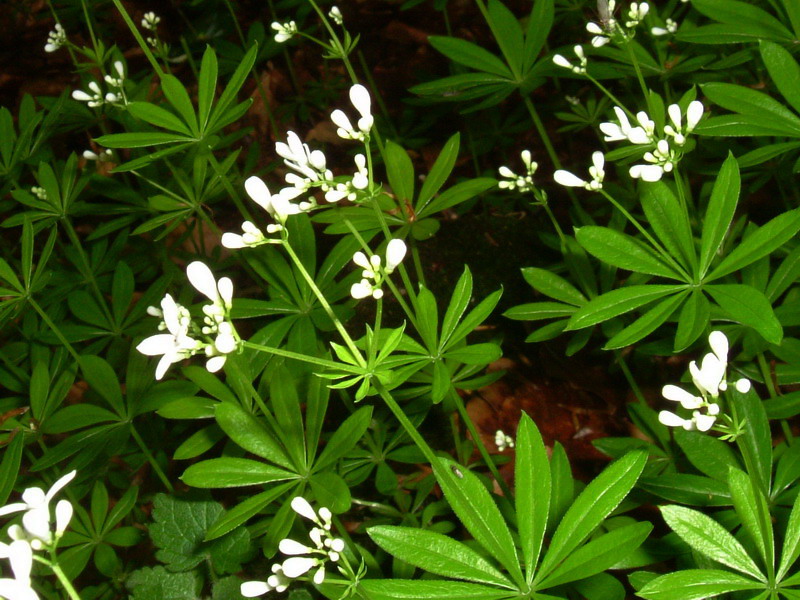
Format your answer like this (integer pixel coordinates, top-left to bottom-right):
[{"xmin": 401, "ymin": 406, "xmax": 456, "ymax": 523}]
[
  {"xmin": 638, "ymin": 569, "xmax": 763, "ymax": 600},
  {"xmin": 181, "ymin": 457, "xmax": 295, "ymax": 488},
  {"xmin": 705, "ymin": 284, "xmax": 782, "ymax": 344},
  {"xmin": 604, "ymin": 292, "xmax": 687, "ymax": 349},
  {"xmin": 576, "ymin": 226, "xmax": 681, "ymax": 279},
  {"xmin": 566, "ymin": 285, "xmax": 682, "ymax": 331},
  {"xmin": 515, "ymin": 414, "xmax": 550, "ymax": 581}
]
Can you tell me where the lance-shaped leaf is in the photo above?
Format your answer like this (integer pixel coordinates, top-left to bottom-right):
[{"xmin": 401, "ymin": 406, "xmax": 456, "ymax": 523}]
[
  {"xmin": 638, "ymin": 569, "xmax": 763, "ymax": 600},
  {"xmin": 565, "ymin": 285, "xmax": 683, "ymax": 331},
  {"xmin": 576, "ymin": 226, "xmax": 682, "ymax": 279},
  {"xmin": 515, "ymin": 414, "xmax": 550, "ymax": 580},
  {"xmin": 728, "ymin": 468, "xmax": 774, "ymax": 572},
  {"xmin": 359, "ymin": 579, "xmax": 513, "ymax": 600},
  {"xmin": 181, "ymin": 457, "xmax": 295, "ymax": 488},
  {"xmin": 604, "ymin": 291, "xmax": 687, "ymax": 349},
  {"xmin": 705, "ymin": 284, "xmax": 782, "ymax": 344}
]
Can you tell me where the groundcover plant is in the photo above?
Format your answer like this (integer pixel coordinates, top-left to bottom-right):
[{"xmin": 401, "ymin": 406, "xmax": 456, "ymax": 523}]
[{"xmin": 2, "ymin": 0, "xmax": 800, "ymax": 598}]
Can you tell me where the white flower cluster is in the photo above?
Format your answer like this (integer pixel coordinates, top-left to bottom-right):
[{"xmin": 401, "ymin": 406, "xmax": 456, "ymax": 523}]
[
  {"xmin": 553, "ymin": 45, "xmax": 587, "ymax": 75},
  {"xmin": 554, "ymin": 151, "xmax": 605, "ymax": 191},
  {"xmin": 0, "ymin": 471, "xmax": 76, "ymax": 600},
  {"xmin": 651, "ymin": 18, "xmax": 678, "ymax": 36},
  {"xmin": 136, "ymin": 262, "xmax": 239, "ymax": 379},
  {"xmin": 350, "ymin": 239, "xmax": 407, "ymax": 301},
  {"xmin": 241, "ymin": 497, "xmax": 345, "ymax": 597},
  {"xmin": 72, "ymin": 64, "xmax": 127, "ymax": 109},
  {"xmin": 495, "ymin": 430, "xmax": 514, "ymax": 451},
  {"xmin": 141, "ymin": 12, "xmax": 160, "ymax": 31},
  {"xmin": 659, "ymin": 331, "xmax": 751, "ymax": 432},
  {"xmin": 498, "ymin": 150, "xmax": 538, "ymax": 193},
  {"xmin": 31, "ymin": 187, "xmax": 47, "ymax": 201},
  {"xmin": 44, "ymin": 24, "xmax": 66, "ymax": 53},
  {"xmin": 83, "ymin": 149, "xmax": 113, "ymax": 162},
  {"xmin": 271, "ymin": 21, "xmax": 298, "ymax": 44},
  {"xmin": 329, "ymin": 6, "xmax": 344, "ymax": 25},
  {"xmin": 587, "ymin": 1, "xmax": 649, "ymax": 48},
  {"xmin": 222, "ymin": 84, "xmax": 374, "ymax": 248},
  {"xmin": 599, "ymin": 101, "xmax": 703, "ymax": 182}
]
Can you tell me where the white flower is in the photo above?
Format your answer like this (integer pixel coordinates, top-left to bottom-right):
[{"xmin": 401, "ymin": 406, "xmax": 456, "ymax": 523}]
[
  {"xmin": 349, "ymin": 240, "xmax": 406, "ymax": 300},
  {"xmin": 0, "ymin": 540, "xmax": 37, "ymax": 600},
  {"xmin": 72, "ymin": 81, "xmax": 104, "ymax": 108},
  {"xmin": 495, "ymin": 430, "xmax": 514, "ymax": 451},
  {"xmin": 498, "ymin": 150, "xmax": 538, "ymax": 192},
  {"xmin": 330, "ymin": 84, "xmax": 374, "ymax": 141},
  {"xmin": 222, "ymin": 221, "xmax": 267, "ymax": 249},
  {"xmin": 275, "ymin": 131, "xmax": 335, "ymax": 193},
  {"xmin": 651, "ymin": 18, "xmax": 678, "ymax": 36},
  {"xmin": 0, "ymin": 471, "xmax": 75, "ymax": 547},
  {"xmin": 554, "ymin": 151, "xmax": 605, "ymax": 191},
  {"xmin": 244, "ymin": 175, "xmax": 303, "ymax": 225},
  {"xmin": 663, "ymin": 100, "xmax": 704, "ymax": 146},
  {"xmin": 625, "ymin": 2, "xmax": 649, "ymax": 27},
  {"xmin": 586, "ymin": 21, "xmax": 612, "ymax": 47},
  {"xmin": 44, "ymin": 23, "xmax": 66, "ymax": 53},
  {"xmin": 552, "ymin": 45, "xmax": 587, "ymax": 75},
  {"xmin": 629, "ymin": 163, "xmax": 665, "ymax": 182},
  {"xmin": 662, "ymin": 385, "xmax": 704, "ymax": 410},
  {"xmin": 104, "ymin": 61, "xmax": 125, "ymax": 88},
  {"xmin": 187, "ymin": 262, "xmax": 232, "ymax": 310},
  {"xmin": 83, "ymin": 149, "xmax": 112, "ymax": 162},
  {"xmin": 385, "ymin": 239, "xmax": 407, "ymax": 273},
  {"xmin": 136, "ymin": 294, "xmax": 201, "ymax": 379},
  {"xmin": 271, "ymin": 21, "xmax": 297, "ymax": 43},
  {"xmin": 329, "ymin": 6, "xmax": 343, "ymax": 25},
  {"xmin": 30, "ymin": 187, "xmax": 47, "ymax": 200},
  {"xmin": 241, "ymin": 581, "xmax": 270, "ymax": 598},
  {"xmin": 735, "ymin": 379, "xmax": 752, "ymax": 393},
  {"xmin": 142, "ymin": 12, "xmax": 161, "ymax": 30}
]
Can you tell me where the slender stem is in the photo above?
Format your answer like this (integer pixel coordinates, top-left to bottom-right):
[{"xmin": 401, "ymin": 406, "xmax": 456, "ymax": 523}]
[
  {"xmin": 374, "ymin": 380, "xmax": 438, "ymax": 467},
  {"xmin": 585, "ymin": 73, "xmax": 631, "ymax": 116},
  {"xmin": 757, "ymin": 353, "xmax": 792, "ymax": 445},
  {"xmin": 450, "ymin": 389, "xmax": 513, "ymax": 498},
  {"xmin": 110, "ymin": 0, "xmax": 164, "ymax": 77},
  {"xmin": 242, "ymin": 341, "xmax": 363, "ymax": 374},
  {"xmin": 28, "ymin": 298, "xmax": 80, "ymax": 362},
  {"xmin": 539, "ymin": 199, "xmax": 567, "ymax": 245},
  {"xmin": 410, "ymin": 245, "xmax": 427, "ymax": 289},
  {"xmin": 79, "ymin": 0, "xmax": 100, "ymax": 59},
  {"xmin": 50, "ymin": 561, "xmax": 82, "ymax": 600},
  {"xmin": 522, "ymin": 96, "xmax": 562, "ymax": 171},
  {"xmin": 281, "ymin": 242, "xmax": 365, "ymax": 366},
  {"xmin": 207, "ymin": 152, "xmax": 255, "ymax": 223},
  {"xmin": 130, "ymin": 423, "xmax": 174, "ymax": 492},
  {"xmin": 625, "ymin": 41, "xmax": 651, "ymax": 114},
  {"xmin": 615, "ymin": 350, "xmax": 647, "ymax": 404}
]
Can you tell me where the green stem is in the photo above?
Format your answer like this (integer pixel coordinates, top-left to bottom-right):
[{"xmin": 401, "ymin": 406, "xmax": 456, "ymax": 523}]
[
  {"xmin": 130, "ymin": 423, "xmax": 174, "ymax": 492},
  {"xmin": 281, "ymin": 241, "xmax": 365, "ymax": 366},
  {"xmin": 242, "ymin": 341, "xmax": 363, "ymax": 374},
  {"xmin": 615, "ymin": 350, "xmax": 647, "ymax": 404},
  {"xmin": 79, "ymin": 0, "xmax": 100, "ymax": 60},
  {"xmin": 28, "ymin": 298, "xmax": 80, "ymax": 362},
  {"xmin": 757, "ymin": 353, "xmax": 792, "ymax": 445},
  {"xmin": 624, "ymin": 41, "xmax": 651, "ymax": 113},
  {"xmin": 539, "ymin": 199, "xmax": 567, "ymax": 246},
  {"xmin": 450, "ymin": 389, "xmax": 513, "ymax": 498},
  {"xmin": 50, "ymin": 561, "xmax": 82, "ymax": 600},
  {"xmin": 110, "ymin": 0, "xmax": 165, "ymax": 77},
  {"xmin": 207, "ymin": 152, "xmax": 255, "ymax": 223},
  {"xmin": 374, "ymin": 380, "xmax": 438, "ymax": 467}
]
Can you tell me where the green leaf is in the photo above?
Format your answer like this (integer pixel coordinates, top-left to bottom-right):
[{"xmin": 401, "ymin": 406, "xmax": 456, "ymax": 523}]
[
  {"xmin": 181, "ymin": 457, "xmax": 295, "ymax": 488},
  {"xmin": 269, "ymin": 368, "xmax": 306, "ymax": 470},
  {"xmin": 692, "ymin": 0, "xmax": 794, "ymax": 41},
  {"xmin": 515, "ymin": 414, "xmax": 550, "ymax": 581},
  {"xmin": 0, "ymin": 434, "xmax": 24, "ymax": 505},
  {"xmin": 760, "ymin": 41, "xmax": 800, "ymax": 116},
  {"xmin": 536, "ymin": 451, "xmax": 646, "ymax": 583},
  {"xmin": 641, "ymin": 181, "xmax": 695, "ymax": 274},
  {"xmin": 445, "ymin": 343, "xmax": 501, "ymax": 365},
  {"xmin": 79, "ymin": 355, "xmax": 126, "ymax": 418},
  {"xmin": 160, "ymin": 74, "xmax": 198, "ymax": 136},
  {"xmin": 446, "ymin": 288, "xmax": 502, "ymax": 349},
  {"xmin": 417, "ymin": 178, "xmax": 497, "ymax": 218},
  {"xmin": 429, "ymin": 36, "xmax": 513, "ymax": 78},
  {"xmin": 149, "ymin": 494, "xmax": 250, "ymax": 573},
  {"xmin": 707, "ymin": 208, "xmax": 800, "ymax": 282},
  {"xmin": 111, "ymin": 262, "xmax": 134, "ymax": 325},
  {"xmin": 206, "ymin": 483, "xmax": 293, "ymax": 542},
  {"xmin": 604, "ymin": 292, "xmax": 687, "ymax": 349},
  {"xmin": 538, "ymin": 522, "xmax": 652, "ymax": 589},
  {"xmin": 702, "ymin": 83, "xmax": 800, "ymax": 136},
  {"xmin": 673, "ymin": 429, "xmax": 740, "ymax": 482},
  {"xmin": 197, "ymin": 46, "xmax": 218, "ymax": 131},
  {"xmin": 432, "ymin": 457, "xmax": 524, "ymax": 587},
  {"xmin": 208, "ymin": 43, "xmax": 257, "ymax": 132},
  {"xmin": 127, "ymin": 102, "xmax": 193, "ymax": 136},
  {"xmin": 728, "ymin": 467, "xmax": 773, "ymax": 572},
  {"xmin": 96, "ymin": 132, "xmax": 194, "ymax": 148},
  {"xmin": 639, "ymin": 474, "xmax": 731, "ymax": 506},
  {"xmin": 214, "ymin": 403, "xmax": 292, "ymax": 468},
  {"xmin": 368, "ymin": 526, "xmax": 514, "ymax": 588},
  {"xmin": 127, "ymin": 566, "xmax": 201, "ymax": 600},
  {"xmin": 767, "ymin": 245, "xmax": 800, "ymax": 302},
  {"xmin": 521, "ymin": 267, "xmax": 586, "ymax": 306},
  {"xmin": 661, "ymin": 505, "xmax": 765, "ymax": 580},
  {"xmin": 778, "ymin": 489, "xmax": 800, "ymax": 580},
  {"xmin": 440, "ymin": 267, "xmax": 473, "ymax": 349},
  {"xmin": 359, "ymin": 580, "xmax": 513, "ymax": 600},
  {"xmin": 576, "ymin": 226, "xmax": 681, "ymax": 279},
  {"xmin": 732, "ymin": 386, "xmax": 772, "ymax": 496},
  {"xmin": 523, "ymin": 0, "xmax": 554, "ymax": 72},
  {"xmin": 314, "ymin": 406, "xmax": 372, "ymax": 472},
  {"xmin": 385, "ymin": 140, "xmax": 415, "ymax": 205},
  {"xmin": 417, "ymin": 133, "xmax": 459, "ymax": 212},
  {"xmin": 674, "ymin": 290, "xmax": 710, "ymax": 351},
  {"xmin": 487, "ymin": 0, "xmax": 524, "ymax": 75},
  {"xmin": 700, "ymin": 152, "xmax": 741, "ymax": 276},
  {"xmin": 504, "ymin": 302, "xmax": 575, "ymax": 321},
  {"xmin": 637, "ymin": 569, "xmax": 763, "ymax": 600},
  {"xmin": 565, "ymin": 285, "xmax": 682, "ymax": 331},
  {"xmin": 705, "ymin": 284, "xmax": 782, "ymax": 344},
  {"xmin": 416, "ymin": 286, "xmax": 439, "ymax": 352}
]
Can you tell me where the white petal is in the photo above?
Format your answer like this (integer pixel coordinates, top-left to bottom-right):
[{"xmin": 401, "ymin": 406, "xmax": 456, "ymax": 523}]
[
  {"xmin": 708, "ymin": 331, "xmax": 728, "ymax": 365},
  {"xmin": 136, "ymin": 334, "xmax": 177, "ymax": 356},
  {"xmin": 187, "ymin": 262, "xmax": 219, "ymax": 302},
  {"xmin": 691, "ymin": 354, "xmax": 725, "ymax": 397},
  {"xmin": 217, "ymin": 277, "xmax": 233, "ymax": 306},
  {"xmin": 222, "ymin": 233, "xmax": 246, "ymax": 248},
  {"xmin": 8, "ymin": 540, "xmax": 32, "ymax": 582},
  {"xmin": 71, "ymin": 90, "xmax": 92, "ymax": 102},
  {"xmin": 686, "ymin": 100, "xmax": 704, "ymax": 130},
  {"xmin": 349, "ymin": 84, "xmax": 372, "ymax": 120},
  {"xmin": 553, "ymin": 170, "xmax": 586, "ymax": 187},
  {"xmin": 667, "ymin": 104, "xmax": 682, "ymax": 131},
  {"xmin": 282, "ymin": 556, "xmax": 316, "ymax": 578},
  {"xmin": 552, "ymin": 54, "xmax": 571, "ymax": 69},
  {"xmin": 693, "ymin": 413, "xmax": 716, "ymax": 432},
  {"xmin": 661, "ymin": 385, "xmax": 703, "ymax": 409},
  {"xmin": 313, "ymin": 566, "xmax": 326, "ymax": 584},
  {"xmin": 244, "ymin": 176, "xmax": 273, "ymax": 211},
  {"xmin": 279, "ymin": 538, "xmax": 311, "ymax": 555},
  {"xmin": 626, "ymin": 127, "xmax": 650, "ymax": 145},
  {"xmin": 155, "ymin": 354, "xmax": 176, "ymax": 380},
  {"xmin": 46, "ymin": 471, "xmax": 77, "ymax": 502},
  {"xmin": 291, "ymin": 497, "xmax": 317, "ymax": 521},
  {"xmin": 55, "ymin": 499, "xmax": 73, "ymax": 535},
  {"xmin": 23, "ymin": 507, "xmax": 51, "ymax": 541},
  {"xmin": 0, "ymin": 579, "xmax": 38, "ymax": 600},
  {"xmin": 330, "ymin": 109, "xmax": 354, "ymax": 134},
  {"xmin": 215, "ymin": 333, "xmax": 237, "ymax": 354},
  {"xmin": 206, "ymin": 356, "xmax": 226, "ymax": 373},
  {"xmin": 352, "ymin": 252, "xmax": 371, "ymax": 270},
  {"xmin": 241, "ymin": 581, "xmax": 271, "ymax": 597},
  {"xmin": 629, "ymin": 164, "xmax": 664, "ymax": 182},
  {"xmin": 0, "ymin": 504, "xmax": 27, "ymax": 518},
  {"xmin": 599, "ymin": 122, "xmax": 625, "ymax": 141},
  {"xmin": 658, "ymin": 410, "xmax": 689, "ymax": 428},
  {"xmin": 591, "ymin": 151, "xmax": 604, "ymax": 174},
  {"xmin": 351, "ymin": 280, "xmax": 373, "ymax": 300},
  {"xmin": 385, "ymin": 239, "xmax": 407, "ymax": 273},
  {"xmin": 735, "ymin": 379, "xmax": 751, "ymax": 393}
]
